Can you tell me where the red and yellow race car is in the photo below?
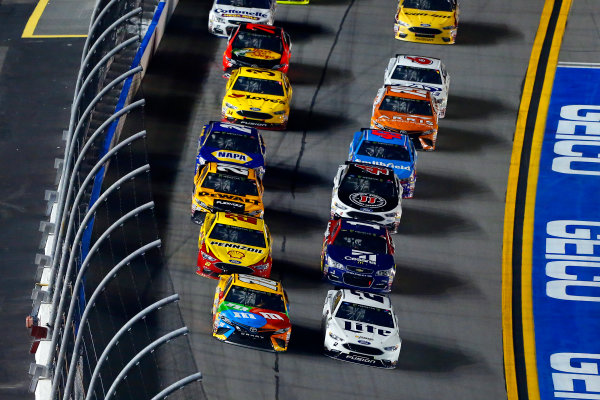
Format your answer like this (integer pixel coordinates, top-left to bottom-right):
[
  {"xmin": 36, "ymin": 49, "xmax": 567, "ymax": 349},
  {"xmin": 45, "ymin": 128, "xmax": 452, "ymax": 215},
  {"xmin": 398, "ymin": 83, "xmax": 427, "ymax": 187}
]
[{"xmin": 223, "ymin": 23, "xmax": 292, "ymax": 77}]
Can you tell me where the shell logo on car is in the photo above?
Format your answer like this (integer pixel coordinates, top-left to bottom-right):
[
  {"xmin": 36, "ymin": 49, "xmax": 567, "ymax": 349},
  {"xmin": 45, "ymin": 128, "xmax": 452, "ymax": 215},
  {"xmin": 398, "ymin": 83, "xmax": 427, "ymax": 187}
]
[{"xmin": 394, "ymin": 0, "xmax": 459, "ymax": 44}]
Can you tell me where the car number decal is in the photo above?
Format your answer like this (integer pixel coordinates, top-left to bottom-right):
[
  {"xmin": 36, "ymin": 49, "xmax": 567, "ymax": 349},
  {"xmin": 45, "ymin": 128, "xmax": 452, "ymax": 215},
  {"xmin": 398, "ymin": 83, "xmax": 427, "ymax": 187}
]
[
  {"xmin": 349, "ymin": 193, "xmax": 387, "ymax": 208},
  {"xmin": 238, "ymin": 275, "xmax": 278, "ymax": 291}
]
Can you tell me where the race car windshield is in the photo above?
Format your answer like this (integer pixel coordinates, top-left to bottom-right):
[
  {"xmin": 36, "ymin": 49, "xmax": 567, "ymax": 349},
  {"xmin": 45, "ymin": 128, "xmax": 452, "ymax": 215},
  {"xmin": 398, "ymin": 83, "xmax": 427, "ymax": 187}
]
[
  {"xmin": 334, "ymin": 230, "xmax": 388, "ymax": 254},
  {"xmin": 216, "ymin": 0, "xmax": 271, "ymax": 8},
  {"xmin": 336, "ymin": 302, "xmax": 394, "ymax": 328},
  {"xmin": 202, "ymin": 172, "xmax": 259, "ymax": 196},
  {"xmin": 225, "ymin": 286, "xmax": 286, "ymax": 313},
  {"xmin": 210, "ymin": 223, "xmax": 266, "ymax": 248},
  {"xmin": 357, "ymin": 141, "xmax": 411, "ymax": 162},
  {"xmin": 379, "ymin": 95, "xmax": 433, "ymax": 116},
  {"xmin": 233, "ymin": 31, "xmax": 283, "ymax": 54},
  {"xmin": 391, "ymin": 66, "xmax": 442, "ymax": 85},
  {"xmin": 232, "ymin": 76, "xmax": 285, "ymax": 96},
  {"xmin": 403, "ymin": 0, "xmax": 454, "ymax": 12},
  {"xmin": 340, "ymin": 174, "xmax": 397, "ymax": 199},
  {"xmin": 206, "ymin": 130, "xmax": 261, "ymax": 154}
]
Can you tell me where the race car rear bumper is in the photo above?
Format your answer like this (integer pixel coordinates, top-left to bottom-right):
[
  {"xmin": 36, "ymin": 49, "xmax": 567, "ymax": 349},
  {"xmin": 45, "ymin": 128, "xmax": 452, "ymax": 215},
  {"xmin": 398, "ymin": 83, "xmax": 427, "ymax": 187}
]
[
  {"xmin": 324, "ymin": 348, "xmax": 397, "ymax": 369},
  {"xmin": 222, "ymin": 116, "xmax": 287, "ymax": 131}
]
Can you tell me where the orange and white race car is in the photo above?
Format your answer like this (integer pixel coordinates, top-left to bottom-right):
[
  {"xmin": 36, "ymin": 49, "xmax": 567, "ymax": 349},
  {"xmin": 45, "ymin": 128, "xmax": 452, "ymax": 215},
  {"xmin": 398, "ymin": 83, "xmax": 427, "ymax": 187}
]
[{"xmin": 371, "ymin": 86, "xmax": 439, "ymax": 151}]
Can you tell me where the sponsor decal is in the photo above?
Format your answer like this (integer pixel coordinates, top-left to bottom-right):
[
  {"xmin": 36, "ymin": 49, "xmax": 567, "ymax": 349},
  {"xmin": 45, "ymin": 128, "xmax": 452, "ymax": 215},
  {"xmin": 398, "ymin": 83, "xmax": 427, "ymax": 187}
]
[
  {"xmin": 345, "ymin": 354, "xmax": 376, "ymax": 363},
  {"xmin": 233, "ymin": 48, "xmax": 281, "ymax": 60},
  {"xmin": 344, "ymin": 249, "xmax": 377, "ymax": 265},
  {"xmin": 404, "ymin": 12, "xmax": 451, "ymax": 18},
  {"xmin": 419, "ymin": 23, "xmax": 431, "ymax": 27},
  {"xmin": 198, "ymin": 191, "xmax": 259, "ymax": 205},
  {"xmin": 229, "ymin": 93, "xmax": 286, "ymax": 104},
  {"xmin": 250, "ymin": 107, "xmax": 261, "ymax": 111},
  {"xmin": 224, "ymin": 213, "xmax": 259, "ymax": 224},
  {"xmin": 214, "ymin": 8, "xmax": 268, "ymax": 18},
  {"xmin": 391, "ymin": 115, "xmax": 434, "ymax": 125},
  {"xmin": 237, "ymin": 275, "xmax": 278, "ymax": 291},
  {"xmin": 344, "ymin": 321, "xmax": 391, "ymax": 336},
  {"xmin": 223, "ymin": 302, "xmax": 250, "ymax": 311},
  {"xmin": 358, "ymin": 340, "xmax": 372, "ymax": 345},
  {"xmin": 211, "ymin": 241, "xmax": 263, "ymax": 253},
  {"xmin": 212, "ymin": 150, "xmax": 252, "ymax": 163},
  {"xmin": 259, "ymin": 312, "xmax": 284, "ymax": 320},
  {"xmin": 350, "ymin": 290, "xmax": 386, "ymax": 304},
  {"xmin": 349, "ymin": 193, "xmax": 387, "ymax": 208},
  {"xmin": 371, "ymin": 130, "xmax": 405, "ymax": 140},
  {"xmin": 354, "ymin": 164, "xmax": 391, "ymax": 175},
  {"xmin": 228, "ymin": 250, "xmax": 245, "ymax": 259}
]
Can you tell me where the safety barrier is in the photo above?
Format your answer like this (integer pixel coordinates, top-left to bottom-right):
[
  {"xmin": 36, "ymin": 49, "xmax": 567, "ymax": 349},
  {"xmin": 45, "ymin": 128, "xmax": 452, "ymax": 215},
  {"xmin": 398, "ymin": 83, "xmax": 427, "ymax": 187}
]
[{"xmin": 26, "ymin": 0, "xmax": 202, "ymax": 398}]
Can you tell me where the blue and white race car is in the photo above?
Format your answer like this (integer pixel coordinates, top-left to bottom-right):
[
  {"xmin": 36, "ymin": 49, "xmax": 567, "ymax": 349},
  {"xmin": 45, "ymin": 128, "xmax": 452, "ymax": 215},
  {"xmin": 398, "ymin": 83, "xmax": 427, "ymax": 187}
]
[
  {"xmin": 348, "ymin": 128, "xmax": 417, "ymax": 198},
  {"xmin": 321, "ymin": 218, "xmax": 396, "ymax": 293},
  {"xmin": 196, "ymin": 121, "xmax": 266, "ymax": 178}
]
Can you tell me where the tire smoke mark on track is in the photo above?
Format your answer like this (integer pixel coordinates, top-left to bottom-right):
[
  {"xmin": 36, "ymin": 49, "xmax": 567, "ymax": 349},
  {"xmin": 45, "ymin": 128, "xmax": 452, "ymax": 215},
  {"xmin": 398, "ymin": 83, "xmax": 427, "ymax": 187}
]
[
  {"xmin": 290, "ymin": 0, "xmax": 357, "ymax": 197},
  {"xmin": 274, "ymin": 353, "xmax": 280, "ymax": 400}
]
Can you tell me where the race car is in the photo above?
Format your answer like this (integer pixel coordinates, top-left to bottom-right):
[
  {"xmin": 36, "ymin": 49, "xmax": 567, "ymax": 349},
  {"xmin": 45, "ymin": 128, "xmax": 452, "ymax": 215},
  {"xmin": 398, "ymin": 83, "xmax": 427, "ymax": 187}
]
[
  {"xmin": 371, "ymin": 86, "xmax": 439, "ymax": 151},
  {"xmin": 212, "ymin": 274, "xmax": 291, "ymax": 351},
  {"xmin": 191, "ymin": 162, "xmax": 264, "ymax": 223},
  {"xmin": 208, "ymin": 0, "xmax": 276, "ymax": 38},
  {"xmin": 222, "ymin": 67, "xmax": 292, "ymax": 130},
  {"xmin": 384, "ymin": 55, "xmax": 450, "ymax": 118},
  {"xmin": 394, "ymin": 0, "xmax": 459, "ymax": 44},
  {"xmin": 322, "ymin": 289, "xmax": 401, "ymax": 368},
  {"xmin": 348, "ymin": 129, "xmax": 417, "ymax": 198},
  {"xmin": 330, "ymin": 162, "xmax": 402, "ymax": 233},
  {"xmin": 223, "ymin": 23, "xmax": 291, "ymax": 77},
  {"xmin": 195, "ymin": 121, "xmax": 266, "ymax": 178},
  {"xmin": 197, "ymin": 212, "xmax": 272, "ymax": 279},
  {"xmin": 321, "ymin": 218, "xmax": 396, "ymax": 293}
]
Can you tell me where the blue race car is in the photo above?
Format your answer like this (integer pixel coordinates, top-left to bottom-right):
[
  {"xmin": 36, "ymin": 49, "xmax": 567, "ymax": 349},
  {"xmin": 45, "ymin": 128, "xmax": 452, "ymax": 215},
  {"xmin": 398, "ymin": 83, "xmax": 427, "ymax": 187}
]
[
  {"xmin": 321, "ymin": 218, "xmax": 396, "ymax": 293},
  {"xmin": 196, "ymin": 121, "xmax": 266, "ymax": 178},
  {"xmin": 348, "ymin": 128, "xmax": 417, "ymax": 198}
]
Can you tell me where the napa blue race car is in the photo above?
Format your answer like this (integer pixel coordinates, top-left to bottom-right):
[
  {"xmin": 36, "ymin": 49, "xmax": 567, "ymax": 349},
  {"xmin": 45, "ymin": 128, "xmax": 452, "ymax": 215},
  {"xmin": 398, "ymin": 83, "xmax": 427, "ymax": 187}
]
[
  {"xmin": 321, "ymin": 218, "xmax": 396, "ymax": 293},
  {"xmin": 195, "ymin": 121, "xmax": 266, "ymax": 178},
  {"xmin": 348, "ymin": 129, "xmax": 417, "ymax": 198}
]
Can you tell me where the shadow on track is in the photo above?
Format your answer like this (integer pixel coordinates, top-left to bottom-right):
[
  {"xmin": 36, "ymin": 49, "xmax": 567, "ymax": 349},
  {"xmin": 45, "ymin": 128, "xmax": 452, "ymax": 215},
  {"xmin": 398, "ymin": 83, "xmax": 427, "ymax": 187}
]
[
  {"xmin": 287, "ymin": 108, "xmax": 359, "ymax": 131},
  {"xmin": 277, "ymin": 20, "xmax": 332, "ymax": 42},
  {"xmin": 435, "ymin": 127, "xmax": 507, "ymax": 153},
  {"xmin": 287, "ymin": 62, "xmax": 353, "ymax": 85},
  {"xmin": 458, "ymin": 21, "xmax": 523, "ymax": 45},
  {"xmin": 396, "ymin": 337, "xmax": 477, "ymax": 372},
  {"xmin": 396, "ymin": 206, "xmax": 481, "ymax": 236},
  {"xmin": 446, "ymin": 94, "xmax": 514, "ymax": 120},
  {"xmin": 265, "ymin": 209, "xmax": 325, "ymax": 236},
  {"xmin": 287, "ymin": 323, "xmax": 323, "ymax": 357},
  {"xmin": 271, "ymin": 259, "xmax": 324, "ymax": 288},
  {"xmin": 414, "ymin": 171, "xmax": 490, "ymax": 200},
  {"xmin": 263, "ymin": 165, "xmax": 329, "ymax": 192},
  {"xmin": 392, "ymin": 264, "xmax": 470, "ymax": 296}
]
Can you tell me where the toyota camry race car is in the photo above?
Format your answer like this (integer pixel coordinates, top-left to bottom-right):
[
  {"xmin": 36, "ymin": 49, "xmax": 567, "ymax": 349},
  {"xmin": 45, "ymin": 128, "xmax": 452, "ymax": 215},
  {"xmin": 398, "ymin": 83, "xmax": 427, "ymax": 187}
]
[
  {"xmin": 191, "ymin": 163, "xmax": 264, "ymax": 223},
  {"xmin": 195, "ymin": 122, "xmax": 266, "ymax": 178},
  {"xmin": 322, "ymin": 289, "xmax": 401, "ymax": 368},
  {"xmin": 197, "ymin": 212, "xmax": 272, "ymax": 278},
  {"xmin": 222, "ymin": 67, "xmax": 292, "ymax": 130},
  {"xmin": 223, "ymin": 23, "xmax": 291, "ymax": 77},
  {"xmin": 384, "ymin": 55, "xmax": 450, "ymax": 118},
  {"xmin": 371, "ymin": 86, "xmax": 439, "ymax": 151},
  {"xmin": 330, "ymin": 162, "xmax": 402, "ymax": 233},
  {"xmin": 321, "ymin": 219, "xmax": 396, "ymax": 293},
  {"xmin": 209, "ymin": 0, "xmax": 276, "ymax": 38},
  {"xmin": 212, "ymin": 274, "xmax": 291, "ymax": 351},
  {"xmin": 348, "ymin": 128, "xmax": 417, "ymax": 198},
  {"xmin": 394, "ymin": 0, "xmax": 459, "ymax": 44}
]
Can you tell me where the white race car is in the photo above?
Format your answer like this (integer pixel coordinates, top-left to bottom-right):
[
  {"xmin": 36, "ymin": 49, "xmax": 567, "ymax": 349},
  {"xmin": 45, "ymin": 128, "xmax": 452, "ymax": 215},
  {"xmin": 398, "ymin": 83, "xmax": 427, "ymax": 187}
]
[
  {"xmin": 384, "ymin": 54, "xmax": 450, "ymax": 118},
  {"xmin": 330, "ymin": 162, "xmax": 402, "ymax": 233},
  {"xmin": 208, "ymin": 0, "xmax": 276, "ymax": 38},
  {"xmin": 322, "ymin": 289, "xmax": 401, "ymax": 368}
]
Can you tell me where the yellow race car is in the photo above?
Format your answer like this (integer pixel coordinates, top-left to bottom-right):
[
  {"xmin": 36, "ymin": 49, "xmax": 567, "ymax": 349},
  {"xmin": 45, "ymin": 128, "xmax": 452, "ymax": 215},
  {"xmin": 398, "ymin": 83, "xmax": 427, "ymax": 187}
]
[
  {"xmin": 191, "ymin": 162, "xmax": 264, "ymax": 223},
  {"xmin": 394, "ymin": 0, "xmax": 459, "ymax": 44},
  {"xmin": 197, "ymin": 212, "xmax": 272, "ymax": 279},
  {"xmin": 212, "ymin": 274, "xmax": 291, "ymax": 352},
  {"xmin": 222, "ymin": 67, "xmax": 292, "ymax": 130}
]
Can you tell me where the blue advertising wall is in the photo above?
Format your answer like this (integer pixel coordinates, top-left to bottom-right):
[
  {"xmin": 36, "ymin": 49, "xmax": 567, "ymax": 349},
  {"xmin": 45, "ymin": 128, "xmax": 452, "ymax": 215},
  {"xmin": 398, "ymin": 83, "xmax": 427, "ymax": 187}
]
[{"xmin": 533, "ymin": 66, "xmax": 600, "ymax": 400}]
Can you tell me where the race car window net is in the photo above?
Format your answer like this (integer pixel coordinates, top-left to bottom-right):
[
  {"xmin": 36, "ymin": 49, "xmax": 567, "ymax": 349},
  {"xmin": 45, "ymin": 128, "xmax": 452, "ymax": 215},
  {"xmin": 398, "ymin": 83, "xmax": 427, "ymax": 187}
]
[
  {"xmin": 232, "ymin": 31, "xmax": 283, "ymax": 54},
  {"xmin": 339, "ymin": 174, "xmax": 398, "ymax": 200},
  {"xmin": 225, "ymin": 286, "xmax": 286, "ymax": 313},
  {"xmin": 216, "ymin": 0, "xmax": 271, "ymax": 8},
  {"xmin": 202, "ymin": 172, "xmax": 259, "ymax": 196},
  {"xmin": 336, "ymin": 302, "xmax": 394, "ymax": 328},
  {"xmin": 379, "ymin": 96, "xmax": 433, "ymax": 116},
  {"xmin": 232, "ymin": 76, "xmax": 285, "ymax": 97},
  {"xmin": 357, "ymin": 141, "xmax": 411, "ymax": 162},
  {"xmin": 210, "ymin": 223, "xmax": 266, "ymax": 248},
  {"xmin": 403, "ymin": 0, "xmax": 453, "ymax": 12},
  {"xmin": 205, "ymin": 130, "xmax": 261, "ymax": 154},
  {"xmin": 334, "ymin": 230, "xmax": 388, "ymax": 254},
  {"xmin": 391, "ymin": 66, "xmax": 442, "ymax": 85}
]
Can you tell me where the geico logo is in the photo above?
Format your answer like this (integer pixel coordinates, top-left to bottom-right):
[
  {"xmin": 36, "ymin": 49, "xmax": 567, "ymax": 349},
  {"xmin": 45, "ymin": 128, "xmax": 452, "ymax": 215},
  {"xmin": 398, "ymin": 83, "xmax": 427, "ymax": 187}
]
[
  {"xmin": 550, "ymin": 352, "xmax": 600, "ymax": 398},
  {"xmin": 245, "ymin": 95, "xmax": 285, "ymax": 104},
  {"xmin": 212, "ymin": 241, "xmax": 263, "ymax": 253},
  {"xmin": 213, "ymin": 150, "xmax": 251, "ymax": 162},
  {"xmin": 215, "ymin": 9, "xmax": 268, "ymax": 17},
  {"xmin": 198, "ymin": 192, "xmax": 259, "ymax": 204},
  {"xmin": 345, "ymin": 354, "xmax": 375, "ymax": 363},
  {"xmin": 344, "ymin": 321, "xmax": 391, "ymax": 336}
]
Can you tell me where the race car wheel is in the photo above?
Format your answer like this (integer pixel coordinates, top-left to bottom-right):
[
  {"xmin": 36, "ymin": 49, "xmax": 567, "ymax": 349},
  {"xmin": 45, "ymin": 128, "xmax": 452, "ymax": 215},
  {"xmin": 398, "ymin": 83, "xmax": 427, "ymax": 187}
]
[{"xmin": 191, "ymin": 211, "xmax": 206, "ymax": 226}]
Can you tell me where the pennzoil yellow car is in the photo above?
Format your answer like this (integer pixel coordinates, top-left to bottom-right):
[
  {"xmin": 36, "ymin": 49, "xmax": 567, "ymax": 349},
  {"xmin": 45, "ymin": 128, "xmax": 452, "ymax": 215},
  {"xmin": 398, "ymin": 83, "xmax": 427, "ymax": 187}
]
[
  {"xmin": 197, "ymin": 212, "xmax": 272, "ymax": 279},
  {"xmin": 394, "ymin": 0, "xmax": 459, "ymax": 44},
  {"xmin": 222, "ymin": 67, "xmax": 292, "ymax": 130},
  {"xmin": 212, "ymin": 274, "xmax": 291, "ymax": 351},
  {"xmin": 191, "ymin": 162, "xmax": 264, "ymax": 223}
]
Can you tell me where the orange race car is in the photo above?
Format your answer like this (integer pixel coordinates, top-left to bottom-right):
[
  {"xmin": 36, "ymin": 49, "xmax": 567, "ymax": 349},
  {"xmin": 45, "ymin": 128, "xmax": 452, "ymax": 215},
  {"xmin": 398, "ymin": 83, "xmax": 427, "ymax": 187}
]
[{"xmin": 370, "ymin": 86, "xmax": 439, "ymax": 151}]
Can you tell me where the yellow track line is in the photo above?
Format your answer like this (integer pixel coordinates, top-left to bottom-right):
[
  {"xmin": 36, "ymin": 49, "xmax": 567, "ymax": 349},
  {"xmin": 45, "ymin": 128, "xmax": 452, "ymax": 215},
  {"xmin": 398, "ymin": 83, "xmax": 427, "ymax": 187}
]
[{"xmin": 22, "ymin": 0, "xmax": 87, "ymax": 38}]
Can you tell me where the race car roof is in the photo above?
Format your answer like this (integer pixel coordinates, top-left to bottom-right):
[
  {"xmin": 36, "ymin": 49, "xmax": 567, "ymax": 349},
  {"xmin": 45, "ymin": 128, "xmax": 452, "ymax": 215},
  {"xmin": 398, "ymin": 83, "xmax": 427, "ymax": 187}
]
[
  {"xmin": 237, "ymin": 66, "xmax": 286, "ymax": 81},
  {"xmin": 345, "ymin": 161, "xmax": 395, "ymax": 179},
  {"xmin": 338, "ymin": 218, "xmax": 388, "ymax": 237},
  {"xmin": 231, "ymin": 273, "xmax": 283, "ymax": 294},
  {"xmin": 207, "ymin": 121, "xmax": 261, "ymax": 139},
  {"xmin": 383, "ymin": 85, "xmax": 432, "ymax": 101},
  {"xmin": 394, "ymin": 54, "xmax": 442, "ymax": 70},
  {"xmin": 213, "ymin": 211, "xmax": 266, "ymax": 231},
  {"xmin": 341, "ymin": 289, "xmax": 392, "ymax": 309},
  {"xmin": 238, "ymin": 23, "xmax": 283, "ymax": 35},
  {"xmin": 361, "ymin": 128, "xmax": 412, "ymax": 148}
]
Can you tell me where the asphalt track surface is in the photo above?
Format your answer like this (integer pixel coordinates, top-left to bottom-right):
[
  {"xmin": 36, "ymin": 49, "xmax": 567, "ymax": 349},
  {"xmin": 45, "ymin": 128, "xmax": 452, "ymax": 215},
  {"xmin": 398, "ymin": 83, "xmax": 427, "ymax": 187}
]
[{"xmin": 141, "ymin": 0, "xmax": 546, "ymax": 399}]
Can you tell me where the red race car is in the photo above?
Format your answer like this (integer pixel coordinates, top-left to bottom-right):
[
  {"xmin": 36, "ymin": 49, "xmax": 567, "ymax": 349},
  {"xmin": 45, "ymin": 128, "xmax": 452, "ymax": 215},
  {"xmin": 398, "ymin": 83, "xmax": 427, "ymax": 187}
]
[{"xmin": 223, "ymin": 23, "xmax": 291, "ymax": 77}]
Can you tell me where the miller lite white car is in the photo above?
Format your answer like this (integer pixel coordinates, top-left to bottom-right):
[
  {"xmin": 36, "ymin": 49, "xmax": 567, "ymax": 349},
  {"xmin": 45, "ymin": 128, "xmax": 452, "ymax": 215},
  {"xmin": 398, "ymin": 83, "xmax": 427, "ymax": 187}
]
[
  {"xmin": 330, "ymin": 162, "xmax": 402, "ymax": 233},
  {"xmin": 384, "ymin": 54, "xmax": 450, "ymax": 118},
  {"xmin": 209, "ymin": 0, "xmax": 276, "ymax": 38},
  {"xmin": 322, "ymin": 289, "xmax": 401, "ymax": 368}
]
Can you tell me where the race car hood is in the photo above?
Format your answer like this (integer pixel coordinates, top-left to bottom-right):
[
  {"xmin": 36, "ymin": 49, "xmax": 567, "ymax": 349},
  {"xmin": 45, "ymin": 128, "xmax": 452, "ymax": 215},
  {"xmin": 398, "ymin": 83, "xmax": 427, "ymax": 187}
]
[
  {"xmin": 326, "ymin": 245, "xmax": 394, "ymax": 271},
  {"xmin": 198, "ymin": 147, "xmax": 265, "ymax": 170},
  {"xmin": 206, "ymin": 239, "xmax": 268, "ymax": 266},
  {"xmin": 337, "ymin": 186, "xmax": 399, "ymax": 213},
  {"xmin": 348, "ymin": 156, "xmax": 414, "ymax": 180},
  {"xmin": 332, "ymin": 317, "xmax": 397, "ymax": 346},
  {"xmin": 232, "ymin": 48, "xmax": 282, "ymax": 62},
  {"xmin": 211, "ymin": 7, "xmax": 271, "ymax": 23},
  {"xmin": 219, "ymin": 302, "xmax": 290, "ymax": 331},
  {"xmin": 399, "ymin": 8, "xmax": 455, "ymax": 29},
  {"xmin": 227, "ymin": 91, "xmax": 287, "ymax": 112},
  {"xmin": 385, "ymin": 80, "xmax": 445, "ymax": 100},
  {"xmin": 372, "ymin": 111, "xmax": 436, "ymax": 132}
]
